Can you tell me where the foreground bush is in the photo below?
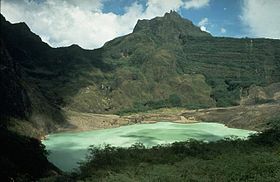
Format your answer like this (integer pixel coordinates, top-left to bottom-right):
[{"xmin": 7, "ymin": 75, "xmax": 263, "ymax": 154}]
[{"xmin": 68, "ymin": 119, "xmax": 280, "ymax": 182}]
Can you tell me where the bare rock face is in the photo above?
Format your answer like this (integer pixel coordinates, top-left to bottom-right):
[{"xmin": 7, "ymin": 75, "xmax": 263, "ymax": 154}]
[
  {"xmin": 182, "ymin": 103, "xmax": 280, "ymax": 131},
  {"xmin": 1, "ymin": 11, "xmax": 280, "ymax": 182},
  {"xmin": 133, "ymin": 10, "xmax": 211, "ymax": 40},
  {"xmin": 241, "ymin": 83, "xmax": 280, "ymax": 105}
]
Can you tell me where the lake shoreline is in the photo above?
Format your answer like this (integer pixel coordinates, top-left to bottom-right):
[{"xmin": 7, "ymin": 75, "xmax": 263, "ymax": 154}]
[
  {"xmin": 42, "ymin": 121, "xmax": 255, "ymax": 172},
  {"xmin": 40, "ymin": 103, "xmax": 278, "ymax": 140},
  {"xmin": 42, "ymin": 115, "xmax": 199, "ymax": 140}
]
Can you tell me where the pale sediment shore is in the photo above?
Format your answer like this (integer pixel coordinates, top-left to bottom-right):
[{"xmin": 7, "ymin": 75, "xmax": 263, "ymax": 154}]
[
  {"xmin": 54, "ymin": 109, "xmax": 198, "ymax": 134},
  {"xmin": 45, "ymin": 103, "xmax": 279, "ymax": 138}
]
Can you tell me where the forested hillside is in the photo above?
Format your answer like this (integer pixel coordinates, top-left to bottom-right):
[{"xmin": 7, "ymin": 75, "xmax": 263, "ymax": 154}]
[
  {"xmin": 1, "ymin": 12, "xmax": 280, "ymax": 134},
  {"xmin": 1, "ymin": 10, "xmax": 280, "ymax": 181}
]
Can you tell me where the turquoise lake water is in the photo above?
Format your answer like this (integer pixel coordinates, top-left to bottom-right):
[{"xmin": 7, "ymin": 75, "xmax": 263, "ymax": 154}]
[{"xmin": 42, "ymin": 122, "xmax": 255, "ymax": 171}]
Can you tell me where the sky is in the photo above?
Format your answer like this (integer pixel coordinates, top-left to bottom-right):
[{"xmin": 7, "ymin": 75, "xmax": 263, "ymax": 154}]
[{"xmin": 1, "ymin": 0, "xmax": 280, "ymax": 49}]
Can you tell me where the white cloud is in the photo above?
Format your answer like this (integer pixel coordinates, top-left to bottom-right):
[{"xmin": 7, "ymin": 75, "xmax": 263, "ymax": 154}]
[
  {"xmin": 198, "ymin": 17, "xmax": 208, "ymax": 27},
  {"xmin": 144, "ymin": 0, "xmax": 183, "ymax": 17},
  {"xmin": 199, "ymin": 26, "xmax": 206, "ymax": 32},
  {"xmin": 1, "ymin": 0, "xmax": 117, "ymax": 48},
  {"xmin": 184, "ymin": 0, "xmax": 210, "ymax": 9},
  {"xmin": 241, "ymin": 0, "xmax": 280, "ymax": 39},
  {"xmin": 1, "ymin": 0, "xmax": 210, "ymax": 49},
  {"xmin": 221, "ymin": 28, "xmax": 226, "ymax": 33},
  {"xmin": 198, "ymin": 17, "xmax": 210, "ymax": 33}
]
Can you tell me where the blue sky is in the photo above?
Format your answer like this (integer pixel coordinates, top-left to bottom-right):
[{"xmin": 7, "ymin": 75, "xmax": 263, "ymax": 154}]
[
  {"xmin": 102, "ymin": 0, "xmax": 245, "ymax": 37},
  {"xmin": 2, "ymin": 0, "xmax": 280, "ymax": 49},
  {"xmin": 180, "ymin": 0, "xmax": 244, "ymax": 37}
]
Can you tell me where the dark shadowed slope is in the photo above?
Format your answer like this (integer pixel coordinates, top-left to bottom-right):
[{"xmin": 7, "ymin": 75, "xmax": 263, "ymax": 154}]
[
  {"xmin": 1, "ymin": 11, "xmax": 280, "ymax": 133},
  {"xmin": 1, "ymin": 11, "xmax": 280, "ymax": 181}
]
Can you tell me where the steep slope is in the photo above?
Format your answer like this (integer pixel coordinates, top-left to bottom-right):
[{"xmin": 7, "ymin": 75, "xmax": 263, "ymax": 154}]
[
  {"xmin": 0, "ymin": 128, "xmax": 60, "ymax": 181},
  {"xmin": 1, "ymin": 15, "xmax": 62, "ymax": 135},
  {"xmin": 73, "ymin": 11, "xmax": 279, "ymax": 113},
  {"xmin": 1, "ymin": 11, "xmax": 280, "ymax": 181},
  {"xmin": 133, "ymin": 11, "xmax": 211, "ymax": 40},
  {"xmin": 0, "ymin": 14, "xmax": 108, "ymax": 134},
  {"xmin": 1, "ymin": 11, "xmax": 280, "ymax": 130}
]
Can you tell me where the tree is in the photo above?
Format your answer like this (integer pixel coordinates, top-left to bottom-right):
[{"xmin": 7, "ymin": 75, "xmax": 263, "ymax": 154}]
[{"xmin": 169, "ymin": 94, "xmax": 182, "ymax": 107}]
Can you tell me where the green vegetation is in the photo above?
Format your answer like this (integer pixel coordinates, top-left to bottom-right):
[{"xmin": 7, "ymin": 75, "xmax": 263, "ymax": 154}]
[
  {"xmin": 1, "ymin": 12, "xmax": 280, "ymax": 130},
  {"xmin": 66, "ymin": 119, "xmax": 280, "ymax": 182},
  {"xmin": 1, "ymin": 11, "xmax": 280, "ymax": 182},
  {"xmin": 117, "ymin": 94, "xmax": 210, "ymax": 115}
]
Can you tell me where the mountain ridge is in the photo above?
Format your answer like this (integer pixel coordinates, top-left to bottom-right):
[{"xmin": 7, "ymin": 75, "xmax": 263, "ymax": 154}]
[
  {"xmin": 133, "ymin": 11, "xmax": 211, "ymax": 38},
  {"xmin": 1, "ymin": 11, "xmax": 280, "ymax": 180},
  {"xmin": 1, "ymin": 12, "xmax": 280, "ymax": 136}
]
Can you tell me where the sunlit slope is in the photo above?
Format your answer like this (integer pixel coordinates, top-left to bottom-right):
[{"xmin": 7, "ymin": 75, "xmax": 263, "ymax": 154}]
[
  {"xmin": 69, "ymin": 12, "xmax": 280, "ymax": 112},
  {"xmin": 1, "ymin": 11, "xmax": 280, "ymax": 131}
]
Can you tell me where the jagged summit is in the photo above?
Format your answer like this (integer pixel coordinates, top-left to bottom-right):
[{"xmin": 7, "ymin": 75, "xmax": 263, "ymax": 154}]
[
  {"xmin": 1, "ymin": 12, "xmax": 280, "ymax": 124},
  {"xmin": 1, "ymin": 11, "xmax": 280, "ymax": 182},
  {"xmin": 133, "ymin": 11, "xmax": 211, "ymax": 38},
  {"xmin": 163, "ymin": 10, "xmax": 182, "ymax": 19}
]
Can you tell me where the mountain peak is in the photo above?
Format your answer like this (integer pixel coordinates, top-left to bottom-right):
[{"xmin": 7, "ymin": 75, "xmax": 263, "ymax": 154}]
[
  {"xmin": 163, "ymin": 10, "xmax": 181, "ymax": 19},
  {"xmin": 133, "ymin": 11, "xmax": 211, "ymax": 38}
]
